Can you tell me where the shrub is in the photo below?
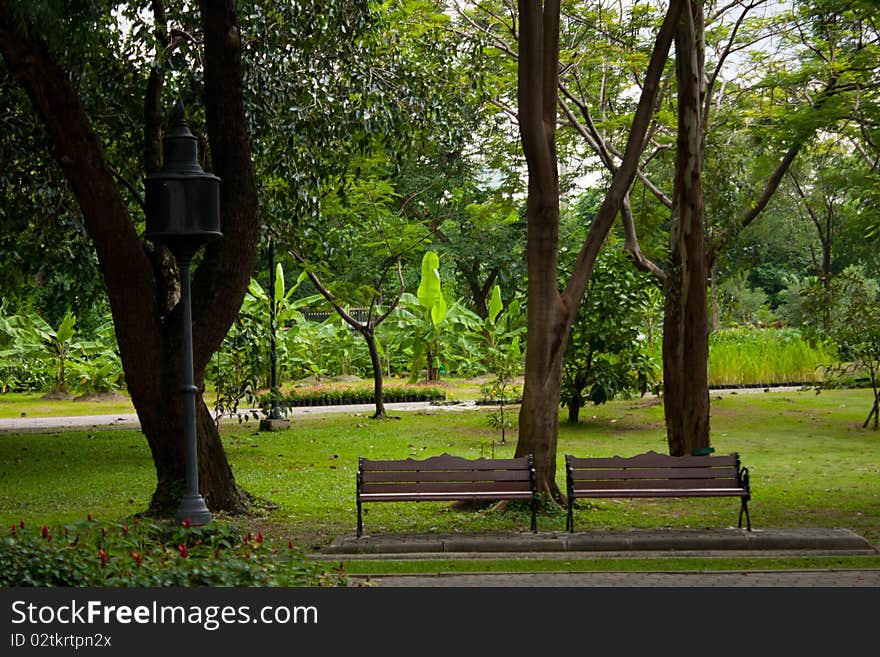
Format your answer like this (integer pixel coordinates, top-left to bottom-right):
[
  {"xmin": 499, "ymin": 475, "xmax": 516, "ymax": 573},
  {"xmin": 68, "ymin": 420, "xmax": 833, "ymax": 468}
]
[
  {"xmin": 258, "ymin": 382, "xmax": 446, "ymax": 416},
  {"xmin": 0, "ymin": 518, "xmax": 347, "ymax": 587}
]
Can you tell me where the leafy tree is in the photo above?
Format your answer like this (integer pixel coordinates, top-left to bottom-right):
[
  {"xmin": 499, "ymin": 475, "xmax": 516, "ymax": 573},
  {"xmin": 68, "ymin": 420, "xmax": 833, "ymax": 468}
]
[
  {"xmin": 209, "ymin": 263, "xmax": 321, "ymax": 422},
  {"xmin": 508, "ymin": 0, "xmax": 683, "ymax": 497},
  {"xmin": 561, "ymin": 247, "xmax": 660, "ymax": 424},
  {"xmin": 0, "ymin": 0, "xmax": 263, "ymax": 515},
  {"xmin": 809, "ymin": 267, "xmax": 880, "ymax": 429},
  {"xmin": 479, "ymin": 283, "xmax": 526, "ymax": 443}
]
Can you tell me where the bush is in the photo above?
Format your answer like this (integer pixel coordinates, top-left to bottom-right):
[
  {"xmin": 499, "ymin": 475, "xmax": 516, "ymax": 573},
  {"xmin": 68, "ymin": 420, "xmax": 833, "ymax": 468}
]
[
  {"xmin": 260, "ymin": 382, "xmax": 446, "ymax": 415},
  {"xmin": 0, "ymin": 518, "xmax": 347, "ymax": 587}
]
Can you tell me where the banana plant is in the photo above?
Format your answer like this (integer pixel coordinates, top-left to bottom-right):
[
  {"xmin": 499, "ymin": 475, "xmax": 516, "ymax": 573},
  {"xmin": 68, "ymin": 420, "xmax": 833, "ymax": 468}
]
[
  {"xmin": 0, "ymin": 311, "xmax": 98, "ymax": 394},
  {"xmin": 242, "ymin": 264, "xmax": 323, "ymax": 326},
  {"xmin": 386, "ymin": 251, "xmax": 482, "ymax": 382},
  {"xmin": 411, "ymin": 251, "xmax": 449, "ymax": 381}
]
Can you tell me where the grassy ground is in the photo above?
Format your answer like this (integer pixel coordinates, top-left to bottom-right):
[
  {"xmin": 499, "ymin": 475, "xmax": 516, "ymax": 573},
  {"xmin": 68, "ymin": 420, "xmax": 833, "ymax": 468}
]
[
  {"xmin": 1, "ymin": 387, "xmax": 878, "ymax": 573},
  {"xmin": 0, "ymin": 391, "xmax": 136, "ymax": 418}
]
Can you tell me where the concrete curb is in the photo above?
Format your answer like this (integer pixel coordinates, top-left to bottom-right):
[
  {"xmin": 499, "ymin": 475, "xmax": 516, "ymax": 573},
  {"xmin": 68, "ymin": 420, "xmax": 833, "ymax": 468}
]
[{"xmin": 324, "ymin": 527, "xmax": 877, "ymax": 556}]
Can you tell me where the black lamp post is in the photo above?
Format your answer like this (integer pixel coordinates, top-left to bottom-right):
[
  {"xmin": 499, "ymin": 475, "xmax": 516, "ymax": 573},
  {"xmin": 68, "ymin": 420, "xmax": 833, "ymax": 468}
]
[{"xmin": 145, "ymin": 100, "xmax": 221, "ymax": 526}]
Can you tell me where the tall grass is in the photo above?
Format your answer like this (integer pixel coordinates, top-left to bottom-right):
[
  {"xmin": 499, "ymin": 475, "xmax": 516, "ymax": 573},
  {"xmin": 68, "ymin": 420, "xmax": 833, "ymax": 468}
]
[{"xmin": 708, "ymin": 328, "xmax": 835, "ymax": 386}]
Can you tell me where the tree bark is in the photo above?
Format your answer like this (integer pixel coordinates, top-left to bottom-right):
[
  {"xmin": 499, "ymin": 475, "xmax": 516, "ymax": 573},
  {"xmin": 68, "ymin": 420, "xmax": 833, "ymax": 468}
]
[
  {"xmin": 0, "ymin": 1, "xmax": 256, "ymax": 515},
  {"xmin": 662, "ymin": 0, "xmax": 710, "ymax": 457},
  {"xmin": 514, "ymin": 0, "xmax": 683, "ymax": 497}
]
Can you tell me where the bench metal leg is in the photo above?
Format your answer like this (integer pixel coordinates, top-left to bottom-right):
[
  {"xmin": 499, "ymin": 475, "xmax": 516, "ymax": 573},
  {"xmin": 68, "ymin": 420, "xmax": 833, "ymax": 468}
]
[
  {"xmin": 566, "ymin": 499, "xmax": 573, "ymax": 533},
  {"xmin": 531, "ymin": 497, "xmax": 537, "ymax": 533},
  {"xmin": 357, "ymin": 501, "xmax": 363, "ymax": 538},
  {"xmin": 739, "ymin": 499, "xmax": 751, "ymax": 531}
]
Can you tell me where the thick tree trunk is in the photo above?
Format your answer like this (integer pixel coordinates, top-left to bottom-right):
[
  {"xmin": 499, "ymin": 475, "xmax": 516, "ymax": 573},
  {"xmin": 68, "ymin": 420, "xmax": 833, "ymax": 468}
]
[
  {"xmin": 663, "ymin": 0, "xmax": 710, "ymax": 457},
  {"xmin": 0, "ymin": 1, "xmax": 256, "ymax": 516}
]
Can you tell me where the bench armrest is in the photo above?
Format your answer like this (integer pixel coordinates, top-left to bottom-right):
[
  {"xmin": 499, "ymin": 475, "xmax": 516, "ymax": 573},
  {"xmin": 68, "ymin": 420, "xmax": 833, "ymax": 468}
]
[{"xmin": 739, "ymin": 466, "xmax": 750, "ymax": 496}]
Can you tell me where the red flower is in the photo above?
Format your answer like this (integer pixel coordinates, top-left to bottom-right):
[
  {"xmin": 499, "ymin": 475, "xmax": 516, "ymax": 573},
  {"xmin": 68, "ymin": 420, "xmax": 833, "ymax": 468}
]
[
  {"xmin": 41, "ymin": 525, "xmax": 49, "ymax": 540},
  {"xmin": 256, "ymin": 531, "xmax": 263, "ymax": 544},
  {"xmin": 87, "ymin": 514, "xmax": 93, "ymax": 522},
  {"xmin": 11, "ymin": 525, "xmax": 17, "ymax": 538},
  {"xmin": 99, "ymin": 549, "xmax": 108, "ymax": 568},
  {"xmin": 131, "ymin": 552, "xmax": 143, "ymax": 566},
  {"xmin": 181, "ymin": 520, "xmax": 192, "ymax": 528},
  {"xmin": 287, "ymin": 540, "xmax": 294, "ymax": 550},
  {"xmin": 19, "ymin": 520, "xmax": 24, "ymax": 529},
  {"xmin": 178, "ymin": 544, "xmax": 189, "ymax": 558}
]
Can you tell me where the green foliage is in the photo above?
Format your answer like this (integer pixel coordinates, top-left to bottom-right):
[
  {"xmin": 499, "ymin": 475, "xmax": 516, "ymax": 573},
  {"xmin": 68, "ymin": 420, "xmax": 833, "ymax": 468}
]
[
  {"xmin": 385, "ymin": 251, "xmax": 482, "ymax": 382},
  {"xmin": 0, "ymin": 518, "xmax": 346, "ymax": 587},
  {"xmin": 0, "ymin": 310, "xmax": 121, "ymax": 394},
  {"xmin": 260, "ymin": 382, "xmax": 446, "ymax": 416},
  {"xmin": 561, "ymin": 247, "xmax": 660, "ymax": 422},
  {"xmin": 478, "ymin": 284, "xmax": 525, "ymax": 442},
  {"xmin": 807, "ymin": 266, "xmax": 880, "ymax": 428},
  {"xmin": 209, "ymin": 272, "xmax": 324, "ymax": 421},
  {"xmin": 719, "ymin": 272, "xmax": 773, "ymax": 326}
]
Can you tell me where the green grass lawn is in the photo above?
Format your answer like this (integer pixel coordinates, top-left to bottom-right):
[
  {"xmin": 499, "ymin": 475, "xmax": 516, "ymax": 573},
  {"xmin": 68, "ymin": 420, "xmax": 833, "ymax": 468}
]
[
  {"xmin": 1, "ymin": 388, "xmax": 878, "ymax": 573},
  {"xmin": 0, "ymin": 391, "xmax": 136, "ymax": 418}
]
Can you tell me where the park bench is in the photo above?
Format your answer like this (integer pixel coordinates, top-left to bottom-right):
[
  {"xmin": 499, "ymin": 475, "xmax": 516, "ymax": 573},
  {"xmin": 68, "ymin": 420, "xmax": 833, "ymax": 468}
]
[
  {"xmin": 356, "ymin": 453, "xmax": 538, "ymax": 537},
  {"xmin": 565, "ymin": 450, "xmax": 751, "ymax": 532}
]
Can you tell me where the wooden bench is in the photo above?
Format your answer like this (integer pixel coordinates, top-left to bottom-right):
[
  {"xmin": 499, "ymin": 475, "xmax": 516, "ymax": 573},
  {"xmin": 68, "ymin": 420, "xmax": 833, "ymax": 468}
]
[
  {"xmin": 356, "ymin": 453, "xmax": 537, "ymax": 537},
  {"xmin": 565, "ymin": 450, "xmax": 751, "ymax": 532}
]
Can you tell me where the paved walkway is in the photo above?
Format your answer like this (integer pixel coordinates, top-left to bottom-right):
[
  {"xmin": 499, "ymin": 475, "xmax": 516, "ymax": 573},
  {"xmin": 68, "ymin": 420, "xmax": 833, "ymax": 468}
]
[
  {"xmin": 0, "ymin": 401, "xmax": 475, "ymax": 433},
  {"xmin": 354, "ymin": 568, "xmax": 880, "ymax": 587}
]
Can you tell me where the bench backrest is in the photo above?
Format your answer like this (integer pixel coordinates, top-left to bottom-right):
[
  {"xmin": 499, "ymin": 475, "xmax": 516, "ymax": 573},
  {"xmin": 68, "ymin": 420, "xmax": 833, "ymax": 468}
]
[
  {"xmin": 566, "ymin": 450, "xmax": 744, "ymax": 492},
  {"xmin": 358, "ymin": 453, "xmax": 536, "ymax": 498}
]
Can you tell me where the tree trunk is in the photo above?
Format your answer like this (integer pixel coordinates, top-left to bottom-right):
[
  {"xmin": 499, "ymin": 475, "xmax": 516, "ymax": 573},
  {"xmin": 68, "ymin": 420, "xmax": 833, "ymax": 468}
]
[
  {"xmin": 566, "ymin": 372, "xmax": 586, "ymax": 424},
  {"xmin": 0, "ymin": 0, "xmax": 257, "ymax": 516},
  {"xmin": 514, "ymin": 0, "xmax": 683, "ymax": 494},
  {"xmin": 363, "ymin": 328, "xmax": 387, "ymax": 419},
  {"xmin": 663, "ymin": 0, "xmax": 710, "ymax": 457}
]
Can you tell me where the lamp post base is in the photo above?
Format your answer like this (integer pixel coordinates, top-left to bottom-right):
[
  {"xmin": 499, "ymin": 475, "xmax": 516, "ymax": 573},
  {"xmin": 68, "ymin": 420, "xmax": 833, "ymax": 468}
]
[
  {"xmin": 175, "ymin": 494, "xmax": 212, "ymax": 526},
  {"xmin": 259, "ymin": 417, "xmax": 291, "ymax": 432}
]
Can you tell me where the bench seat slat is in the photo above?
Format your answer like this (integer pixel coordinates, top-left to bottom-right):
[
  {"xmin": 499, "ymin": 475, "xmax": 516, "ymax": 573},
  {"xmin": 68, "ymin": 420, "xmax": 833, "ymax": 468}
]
[
  {"xmin": 571, "ymin": 488, "xmax": 748, "ymax": 498},
  {"xmin": 360, "ymin": 491, "xmax": 535, "ymax": 502},
  {"xmin": 569, "ymin": 466, "xmax": 737, "ymax": 481},
  {"xmin": 570, "ymin": 477, "xmax": 741, "ymax": 491},
  {"xmin": 361, "ymin": 481, "xmax": 534, "ymax": 495},
  {"xmin": 362, "ymin": 469, "xmax": 532, "ymax": 483}
]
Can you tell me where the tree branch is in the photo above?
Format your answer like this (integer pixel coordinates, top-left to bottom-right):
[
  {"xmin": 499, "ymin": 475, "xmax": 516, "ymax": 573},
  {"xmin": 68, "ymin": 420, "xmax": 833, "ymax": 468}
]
[{"xmin": 562, "ymin": 0, "xmax": 684, "ymax": 307}]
